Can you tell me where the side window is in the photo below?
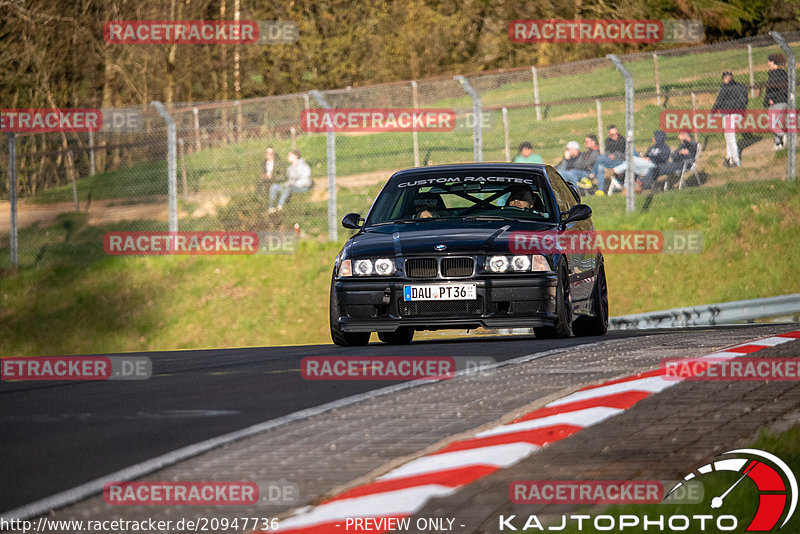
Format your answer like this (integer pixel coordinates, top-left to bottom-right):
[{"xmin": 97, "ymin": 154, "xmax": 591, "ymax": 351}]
[{"xmin": 548, "ymin": 169, "xmax": 577, "ymax": 216}]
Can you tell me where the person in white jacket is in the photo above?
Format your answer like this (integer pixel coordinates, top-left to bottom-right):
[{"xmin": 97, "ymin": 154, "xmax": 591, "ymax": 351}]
[{"xmin": 269, "ymin": 150, "xmax": 312, "ymax": 212}]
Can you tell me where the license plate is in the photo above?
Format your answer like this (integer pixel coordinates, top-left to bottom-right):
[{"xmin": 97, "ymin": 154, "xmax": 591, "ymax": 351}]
[{"xmin": 403, "ymin": 284, "xmax": 477, "ymax": 301}]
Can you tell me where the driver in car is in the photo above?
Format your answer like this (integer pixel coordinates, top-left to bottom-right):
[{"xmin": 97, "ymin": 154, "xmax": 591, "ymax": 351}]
[{"xmin": 505, "ymin": 185, "xmax": 535, "ymax": 210}]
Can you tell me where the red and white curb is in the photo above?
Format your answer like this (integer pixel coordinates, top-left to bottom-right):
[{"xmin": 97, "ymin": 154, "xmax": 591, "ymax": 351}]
[{"xmin": 273, "ymin": 331, "xmax": 800, "ymax": 533}]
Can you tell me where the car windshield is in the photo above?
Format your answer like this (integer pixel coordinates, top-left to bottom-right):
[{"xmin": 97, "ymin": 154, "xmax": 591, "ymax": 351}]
[{"xmin": 365, "ymin": 172, "xmax": 555, "ymax": 226}]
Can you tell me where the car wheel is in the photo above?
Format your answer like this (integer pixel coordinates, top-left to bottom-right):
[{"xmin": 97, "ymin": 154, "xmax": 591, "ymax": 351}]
[
  {"xmin": 572, "ymin": 264, "xmax": 609, "ymax": 337},
  {"xmin": 378, "ymin": 327, "xmax": 414, "ymax": 345},
  {"xmin": 534, "ymin": 266, "xmax": 573, "ymax": 339},
  {"xmin": 330, "ymin": 278, "xmax": 371, "ymax": 347}
]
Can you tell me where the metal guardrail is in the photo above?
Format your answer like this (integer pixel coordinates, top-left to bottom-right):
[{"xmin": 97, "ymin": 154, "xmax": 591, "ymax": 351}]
[{"xmin": 610, "ymin": 294, "xmax": 800, "ymax": 330}]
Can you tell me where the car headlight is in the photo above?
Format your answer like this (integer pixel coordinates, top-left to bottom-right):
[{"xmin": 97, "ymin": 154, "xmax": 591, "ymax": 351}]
[
  {"xmin": 354, "ymin": 259, "xmax": 374, "ymax": 276},
  {"xmin": 487, "ymin": 255, "xmax": 551, "ymax": 273},
  {"xmin": 488, "ymin": 255, "xmax": 509, "ymax": 273},
  {"xmin": 511, "ymin": 255, "xmax": 531, "ymax": 272},
  {"xmin": 374, "ymin": 258, "xmax": 396, "ymax": 275}
]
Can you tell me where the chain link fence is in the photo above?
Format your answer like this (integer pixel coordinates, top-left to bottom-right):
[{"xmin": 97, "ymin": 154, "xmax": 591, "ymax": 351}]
[{"xmin": 2, "ymin": 31, "xmax": 798, "ymax": 268}]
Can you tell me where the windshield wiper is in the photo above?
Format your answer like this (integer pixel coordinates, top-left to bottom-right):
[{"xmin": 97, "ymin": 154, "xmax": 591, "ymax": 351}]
[
  {"xmin": 463, "ymin": 215, "xmax": 516, "ymax": 221},
  {"xmin": 370, "ymin": 218, "xmax": 430, "ymax": 226}
]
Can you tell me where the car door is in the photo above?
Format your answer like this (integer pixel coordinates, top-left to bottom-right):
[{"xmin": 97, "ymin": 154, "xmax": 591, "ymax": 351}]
[{"xmin": 546, "ymin": 168, "xmax": 596, "ymax": 302}]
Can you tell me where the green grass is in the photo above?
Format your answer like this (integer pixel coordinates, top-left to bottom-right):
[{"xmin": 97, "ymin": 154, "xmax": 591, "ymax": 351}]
[
  {"xmin": 1, "ymin": 179, "xmax": 798, "ymax": 356},
  {"xmin": 21, "ymin": 39, "xmax": 799, "ymax": 206},
  {"xmin": 538, "ymin": 424, "xmax": 800, "ymax": 533}
]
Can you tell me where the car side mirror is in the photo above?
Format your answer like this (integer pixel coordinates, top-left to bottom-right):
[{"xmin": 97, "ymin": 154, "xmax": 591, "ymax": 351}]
[
  {"xmin": 342, "ymin": 212, "xmax": 364, "ymax": 229},
  {"xmin": 562, "ymin": 204, "xmax": 592, "ymax": 224}
]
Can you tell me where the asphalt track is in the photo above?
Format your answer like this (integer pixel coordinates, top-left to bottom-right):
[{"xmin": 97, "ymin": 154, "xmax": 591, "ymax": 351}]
[{"xmin": 0, "ymin": 327, "xmax": 774, "ymax": 513}]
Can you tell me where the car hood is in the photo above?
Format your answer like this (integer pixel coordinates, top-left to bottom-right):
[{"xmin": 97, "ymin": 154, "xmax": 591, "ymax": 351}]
[{"xmin": 347, "ymin": 219, "xmax": 556, "ymax": 258}]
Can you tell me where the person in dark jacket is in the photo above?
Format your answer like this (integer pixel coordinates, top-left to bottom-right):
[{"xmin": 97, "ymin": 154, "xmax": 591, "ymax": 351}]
[
  {"xmin": 711, "ymin": 71, "xmax": 748, "ymax": 167},
  {"xmin": 590, "ymin": 125, "xmax": 626, "ymax": 194},
  {"xmin": 649, "ymin": 130, "xmax": 698, "ymax": 186},
  {"xmin": 764, "ymin": 54, "xmax": 789, "ymax": 150},
  {"xmin": 640, "ymin": 130, "xmax": 671, "ymax": 190}
]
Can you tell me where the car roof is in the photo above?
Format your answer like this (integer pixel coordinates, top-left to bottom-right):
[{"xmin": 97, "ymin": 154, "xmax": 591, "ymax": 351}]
[{"xmin": 387, "ymin": 162, "xmax": 550, "ymax": 181}]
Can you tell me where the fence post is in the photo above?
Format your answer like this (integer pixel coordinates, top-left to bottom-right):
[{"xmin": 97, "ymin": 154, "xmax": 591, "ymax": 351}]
[
  {"xmin": 691, "ymin": 92, "xmax": 699, "ymax": 142},
  {"xmin": 595, "ymin": 99, "xmax": 604, "ymax": 153},
  {"xmin": 88, "ymin": 130, "xmax": 96, "ymax": 176},
  {"xmin": 411, "ymin": 81, "xmax": 420, "ymax": 167},
  {"xmin": 502, "ymin": 107, "xmax": 511, "ymax": 162},
  {"xmin": 290, "ymin": 126, "xmax": 297, "ymax": 151},
  {"xmin": 653, "ymin": 53, "xmax": 661, "ymax": 106},
  {"xmin": 192, "ymin": 107, "xmax": 201, "ymax": 152},
  {"xmin": 531, "ymin": 67, "xmax": 542, "ymax": 121},
  {"xmin": 178, "ymin": 138, "xmax": 188, "ymax": 198},
  {"xmin": 151, "ymin": 101, "xmax": 178, "ymax": 234},
  {"xmin": 607, "ymin": 54, "xmax": 635, "ymax": 213},
  {"xmin": 770, "ymin": 31, "xmax": 796, "ymax": 183},
  {"xmin": 310, "ymin": 90, "xmax": 337, "ymax": 241},
  {"xmin": 454, "ymin": 75, "xmax": 482, "ymax": 162},
  {"xmin": 68, "ymin": 150, "xmax": 78, "ymax": 211},
  {"xmin": 6, "ymin": 133, "xmax": 18, "ymax": 267},
  {"xmin": 747, "ymin": 44, "xmax": 756, "ymax": 98},
  {"xmin": 303, "ymin": 93, "xmax": 311, "ymax": 137}
]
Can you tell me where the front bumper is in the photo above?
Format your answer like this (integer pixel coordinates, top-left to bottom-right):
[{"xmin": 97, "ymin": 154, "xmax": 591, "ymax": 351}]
[{"xmin": 334, "ymin": 275, "xmax": 558, "ymax": 332}]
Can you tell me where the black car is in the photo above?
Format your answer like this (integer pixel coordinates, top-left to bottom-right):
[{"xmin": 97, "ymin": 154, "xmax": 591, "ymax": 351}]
[{"xmin": 329, "ymin": 163, "xmax": 608, "ymax": 346}]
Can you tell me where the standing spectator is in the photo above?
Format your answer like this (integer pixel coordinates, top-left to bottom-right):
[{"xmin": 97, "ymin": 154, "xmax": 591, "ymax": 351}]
[
  {"xmin": 711, "ymin": 71, "xmax": 748, "ymax": 167},
  {"xmin": 258, "ymin": 146, "xmax": 285, "ymax": 196},
  {"xmin": 640, "ymin": 130, "xmax": 672, "ymax": 190},
  {"xmin": 590, "ymin": 125, "xmax": 626, "ymax": 194},
  {"xmin": 513, "ymin": 141, "xmax": 544, "ymax": 163},
  {"xmin": 764, "ymin": 54, "xmax": 789, "ymax": 150},
  {"xmin": 269, "ymin": 150, "xmax": 312, "ymax": 213}
]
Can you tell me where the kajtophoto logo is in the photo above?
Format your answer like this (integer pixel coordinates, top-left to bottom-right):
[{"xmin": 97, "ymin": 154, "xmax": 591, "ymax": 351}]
[
  {"xmin": 499, "ymin": 448, "xmax": 796, "ymax": 531},
  {"xmin": 666, "ymin": 449, "xmax": 797, "ymax": 531}
]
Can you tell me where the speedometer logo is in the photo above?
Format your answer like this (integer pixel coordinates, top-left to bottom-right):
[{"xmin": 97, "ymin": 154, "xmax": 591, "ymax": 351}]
[{"xmin": 666, "ymin": 449, "xmax": 797, "ymax": 531}]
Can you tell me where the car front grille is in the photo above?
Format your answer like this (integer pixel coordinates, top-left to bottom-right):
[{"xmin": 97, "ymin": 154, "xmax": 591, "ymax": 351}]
[
  {"xmin": 405, "ymin": 258, "xmax": 438, "ymax": 278},
  {"xmin": 398, "ymin": 296, "xmax": 484, "ymax": 317},
  {"xmin": 441, "ymin": 257, "xmax": 474, "ymax": 277}
]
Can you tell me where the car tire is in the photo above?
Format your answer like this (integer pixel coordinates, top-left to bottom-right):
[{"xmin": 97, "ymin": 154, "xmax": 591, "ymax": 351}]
[
  {"xmin": 534, "ymin": 266, "xmax": 573, "ymax": 339},
  {"xmin": 572, "ymin": 264, "xmax": 609, "ymax": 337},
  {"xmin": 378, "ymin": 327, "xmax": 414, "ymax": 345},
  {"xmin": 330, "ymin": 278, "xmax": 371, "ymax": 347}
]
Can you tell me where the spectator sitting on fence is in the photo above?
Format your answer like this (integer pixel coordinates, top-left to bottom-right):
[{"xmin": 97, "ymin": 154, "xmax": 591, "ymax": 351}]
[
  {"xmin": 645, "ymin": 130, "xmax": 698, "ymax": 188},
  {"xmin": 512, "ymin": 141, "xmax": 543, "ymax": 163},
  {"xmin": 765, "ymin": 53, "xmax": 789, "ymax": 151},
  {"xmin": 711, "ymin": 71, "xmax": 748, "ymax": 167},
  {"xmin": 268, "ymin": 150, "xmax": 312, "ymax": 213},
  {"xmin": 589, "ymin": 124, "xmax": 626, "ymax": 195},
  {"xmin": 556, "ymin": 136, "xmax": 598, "ymax": 188},
  {"xmin": 258, "ymin": 146, "xmax": 285, "ymax": 196}
]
